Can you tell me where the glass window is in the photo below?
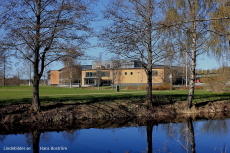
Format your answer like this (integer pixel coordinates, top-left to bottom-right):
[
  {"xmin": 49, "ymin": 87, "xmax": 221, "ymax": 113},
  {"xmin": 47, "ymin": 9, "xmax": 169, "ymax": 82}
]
[
  {"xmin": 85, "ymin": 79, "xmax": 94, "ymax": 85},
  {"xmin": 101, "ymin": 71, "xmax": 110, "ymax": 77},
  {"xmin": 86, "ymin": 72, "xmax": 96, "ymax": 77},
  {"xmin": 124, "ymin": 72, "xmax": 127, "ymax": 75},
  {"xmin": 102, "ymin": 79, "xmax": 111, "ymax": 85},
  {"xmin": 130, "ymin": 72, "xmax": 133, "ymax": 75},
  {"xmin": 152, "ymin": 70, "xmax": 158, "ymax": 76}
]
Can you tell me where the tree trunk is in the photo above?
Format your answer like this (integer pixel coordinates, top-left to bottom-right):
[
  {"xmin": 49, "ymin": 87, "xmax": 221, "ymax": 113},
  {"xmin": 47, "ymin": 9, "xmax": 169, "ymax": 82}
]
[
  {"xmin": 32, "ymin": 77, "xmax": 40, "ymax": 112},
  {"xmin": 69, "ymin": 67, "xmax": 72, "ymax": 88},
  {"xmin": 187, "ymin": 18, "xmax": 197, "ymax": 109},
  {"xmin": 3, "ymin": 57, "xmax": 6, "ymax": 86},
  {"xmin": 146, "ymin": 69, "xmax": 153, "ymax": 108},
  {"xmin": 146, "ymin": 0, "xmax": 153, "ymax": 108},
  {"xmin": 187, "ymin": 56, "xmax": 196, "ymax": 109},
  {"xmin": 31, "ymin": 0, "xmax": 41, "ymax": 113}
]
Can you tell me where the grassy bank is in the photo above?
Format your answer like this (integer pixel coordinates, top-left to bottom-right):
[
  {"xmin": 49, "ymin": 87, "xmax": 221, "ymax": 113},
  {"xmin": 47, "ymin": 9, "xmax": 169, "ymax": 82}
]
[
  {"xmin": 0, "ymin": 85, "xmax": 230, "ymax": 105},
  {"xmin": 1, "ymin": 85, "xmax": 230, "ymax": 123}
]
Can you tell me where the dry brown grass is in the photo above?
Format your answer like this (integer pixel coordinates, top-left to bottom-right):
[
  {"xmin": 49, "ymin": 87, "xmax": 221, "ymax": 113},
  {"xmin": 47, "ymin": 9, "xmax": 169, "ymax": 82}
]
[
  {"xmin": 125, "ymin": 86, "xmax": 137, "ymax": 90},
  {"xmin": 1, "ymin": 99, "xmax": 230, "ymax": 124},
  {"xmin": 179, "ymin": 86, "xmax": 204, "ymax": 90},
  {"xmin": 86, "ymin": 86, "xmax": 96, "ymax": 90},
  {"xmin": 206, "ymin": 76, "xmax": 228, "ymax": 93},
  {"xmin": 152, "ymin": 83, "xmax": 175, "ymax": 90},
  {"xmin": 138, "ymin": 85, "xmax": 148, "ymax": 90},
  {"xmin": 138, "ymin": 83, "xmax": 175, "ymax": 90}
]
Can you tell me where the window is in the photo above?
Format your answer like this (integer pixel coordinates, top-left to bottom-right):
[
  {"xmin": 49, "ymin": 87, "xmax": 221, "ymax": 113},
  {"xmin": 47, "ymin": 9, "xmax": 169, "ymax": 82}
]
[
  {"xmin": 85, "ymin": 79, "xmax": 95, "ymax": 85},
  {"xmin": 152, "ymin": 70, "xmax": 158, "ymax": 76},
  {"xmin": 86, "ymin": 72, "xmax": 96, "ymax": 77},
  {"xmin": 124, "ymin": 72, "xmax": 127, "ymax": 75},
  {"xmin": 102, "ymin": 71, "xmax": 110, "ymax": 77},
  {"xmin": 130, "ymin": 72, "xmax": 133, "ymax": 75},
  {"xmin": 102, "ymin": 79, "xmax": 111, "ymax": 85}
]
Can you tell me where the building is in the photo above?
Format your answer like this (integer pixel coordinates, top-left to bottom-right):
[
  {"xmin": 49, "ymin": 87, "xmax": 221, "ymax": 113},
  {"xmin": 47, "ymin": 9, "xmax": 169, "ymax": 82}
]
[
  {"xmin": 48, "ymin": 70, "xmax": 59, "ymax": 85},
  {"xmin": 48, "ymin": 60, "xmax": 184, "ymax": 87},
  {"xmin": 48, "ymin": 65, "xmax": 91, "ymax": 86}
]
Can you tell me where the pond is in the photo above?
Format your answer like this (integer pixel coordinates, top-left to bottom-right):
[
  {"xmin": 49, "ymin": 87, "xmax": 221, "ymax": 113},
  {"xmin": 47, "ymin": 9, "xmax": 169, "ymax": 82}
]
[{"xmin": 0, "ymin": 117, "xmax": 230, "ymax": 153}]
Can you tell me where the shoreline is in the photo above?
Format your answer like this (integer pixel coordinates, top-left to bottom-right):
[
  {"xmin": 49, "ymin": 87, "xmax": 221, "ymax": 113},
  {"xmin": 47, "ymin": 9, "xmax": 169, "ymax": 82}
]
[{"xmin": 1, "ymin": 100, "xmax": 230, "ymax": 124}]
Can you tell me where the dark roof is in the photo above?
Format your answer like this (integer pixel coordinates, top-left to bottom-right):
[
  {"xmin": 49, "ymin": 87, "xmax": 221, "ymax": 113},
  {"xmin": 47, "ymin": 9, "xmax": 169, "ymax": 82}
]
[
  {"xmin": 81, "ymin": 65, "xmax": 92, "ymax": 69},
  {"xmin": 57, "ymin": 65, "xmax": 92, "ymax": 71}
]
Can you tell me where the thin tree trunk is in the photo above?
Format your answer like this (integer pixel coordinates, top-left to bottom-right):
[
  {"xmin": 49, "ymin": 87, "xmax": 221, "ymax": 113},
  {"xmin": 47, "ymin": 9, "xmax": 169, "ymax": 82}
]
[
  {"xmin": 3, "ymin": 56, "xmax": 5, "ymax": 86},
  {"xmin": 187, "ymin": 49, "xmax": 196, "ymax": 109},
  {"xmin": 187, "ymin": 14, "xmax": 197, "ymax": 109},
  {"xmin": 69, "ymin": 67, "xmax": 72, "ymax": 88}
]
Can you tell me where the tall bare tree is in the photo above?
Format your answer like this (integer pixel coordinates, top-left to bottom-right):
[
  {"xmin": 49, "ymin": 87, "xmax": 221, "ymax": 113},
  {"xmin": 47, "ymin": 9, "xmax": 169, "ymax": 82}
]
[
  {"xmin": 3, "ymin": 0, "xmax": 95, "ymax": 112},
  {"xmin": 0, "ymin": 1, "xmax": 12, "ymax": 86},
  {"xmin": 100, "ymin": 0, "xmax": 167, "ymax": 108}
]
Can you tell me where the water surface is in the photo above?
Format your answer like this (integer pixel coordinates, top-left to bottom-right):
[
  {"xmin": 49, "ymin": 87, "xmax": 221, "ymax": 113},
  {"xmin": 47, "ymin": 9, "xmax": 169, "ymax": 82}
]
[{"xmin": 1, "ymin": 117, "xmax": 230, "ymax": 153}]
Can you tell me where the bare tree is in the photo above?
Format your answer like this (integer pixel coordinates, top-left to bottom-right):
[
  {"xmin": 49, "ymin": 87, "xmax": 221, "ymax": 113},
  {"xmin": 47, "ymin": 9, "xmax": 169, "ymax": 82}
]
[
  {"xmin": 61, "ymin": 47, "xmax": 82, "ymax": 88},
  {"xmin": 162, "ymin": 0, "xmax": 230, "ymax": 108},
  {"xmin": 110, "ymin": 59, "xmax": 122, "ymax": 89},
  {"xmin": 165, "ymin": 119, "xmax": 196, "ymax": 153},
  {"xmin": 100, "ymin": 0, "xmax": 167, "ymax": 108},
  {"xmin": 3, "ymin": 0, "xmax": 95, "ymax": 112},
  {"xmin": 0, "ymin": 48, "xmax": 11, "ymax": 86}
]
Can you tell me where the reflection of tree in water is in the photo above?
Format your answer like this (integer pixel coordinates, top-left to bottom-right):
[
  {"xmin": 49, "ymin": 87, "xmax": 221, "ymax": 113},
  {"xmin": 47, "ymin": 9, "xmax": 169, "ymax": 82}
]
[
  {"xmin": 25, "ymin": 131, "xmax": 52, "ymax": 145},
  {"xmin": 25, "ymin": 133, "xmax": 33, "ymax": 147},
  {"xmin": 202, "ymin": 119, "xmax": 230, "ymax": 137},
  {"xmin": 0, "ymin": 135, "xmax": 7, "ymax": 142},
  {"xmin": 146, "ymin": 120, "xmax": 154, "ymax": 153},
  {"xmin": 62, "ymin": 130, "xmax": 80, "ymax": 142},
  {"xmin": 25, "ymin": 130, "xmax": 41, "ymax": 153},
  {"xmin": 41, "ymin": 132, "xmax": 52, "ymax": 142},
  {"xmin": 163, "ymin": 118, "xmax": 196, "ymax": 153},
  {"xmin": 32, "ymin": 130, "xmax": 41, "ymax": 153}
]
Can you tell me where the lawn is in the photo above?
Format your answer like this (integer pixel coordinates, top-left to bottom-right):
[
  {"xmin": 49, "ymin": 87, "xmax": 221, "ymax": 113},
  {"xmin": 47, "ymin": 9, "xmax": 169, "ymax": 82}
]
[{"xmin": 0, "ymin": 85, "xmax": 229, "ymax": 105}]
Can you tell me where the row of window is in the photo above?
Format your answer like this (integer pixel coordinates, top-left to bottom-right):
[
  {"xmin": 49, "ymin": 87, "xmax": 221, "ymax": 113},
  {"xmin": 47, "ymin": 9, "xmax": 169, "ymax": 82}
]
[
  {"xmin": 86, "ymin": 70, "xmax": 158, "ymax": 77},
  {"xmin": 86, "ymin": 71, "xmax": 110, "ymax": 78},
  {"xmin": 85, "ymin": 79, "xmax": 111, "ymax": 85},
  {"xmin": 124, "ymin": 70, "xmax": 158, "ymax": 76}
]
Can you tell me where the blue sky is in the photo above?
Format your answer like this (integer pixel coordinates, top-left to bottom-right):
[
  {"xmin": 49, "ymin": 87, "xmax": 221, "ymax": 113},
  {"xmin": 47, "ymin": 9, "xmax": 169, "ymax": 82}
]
[
  {"xmin": 12, "ymin": 0, "xmax": 224, "ymax": 77},
  {"xmin": 197, "ymin": 55, "xmax": 220, "ymax": 70},
  {"xmin": 50, "ymin": 50, "xmax": 221, "ymax": 71}
]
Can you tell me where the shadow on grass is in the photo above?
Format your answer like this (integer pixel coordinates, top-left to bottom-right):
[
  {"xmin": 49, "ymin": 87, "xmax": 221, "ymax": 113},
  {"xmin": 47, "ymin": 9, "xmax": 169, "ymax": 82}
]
[
  {"xmin": 40, "ymin": 94, "xmax": 146, "ymax": 105},
  {"xmin": 0, "ymin": 98, "xmax": 32, "ymax": 105},
  {"xmin": 1, "ymin": 92, "xmax": 229, "ymax": 111}
]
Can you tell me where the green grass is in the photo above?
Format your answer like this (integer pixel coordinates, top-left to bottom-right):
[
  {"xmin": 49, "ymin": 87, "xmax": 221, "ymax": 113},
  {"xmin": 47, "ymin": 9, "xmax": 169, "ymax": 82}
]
[{"xmin": 0, "ymin": 85, "xmax": 229, "ymax": 105}]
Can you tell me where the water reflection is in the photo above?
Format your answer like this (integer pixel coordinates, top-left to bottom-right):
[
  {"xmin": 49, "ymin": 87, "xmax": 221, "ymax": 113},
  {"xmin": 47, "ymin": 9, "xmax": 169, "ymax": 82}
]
[
  {"xmin": 163, "ymin": 117, "xmax": 196, "ymax": 153},
  {"xmin": 0, "ymin": 116, "xmax": 230, "ymax": 153},
  {"xmin": 146, "ymin": 120, "xmax": 154, "ymax": 153}
]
